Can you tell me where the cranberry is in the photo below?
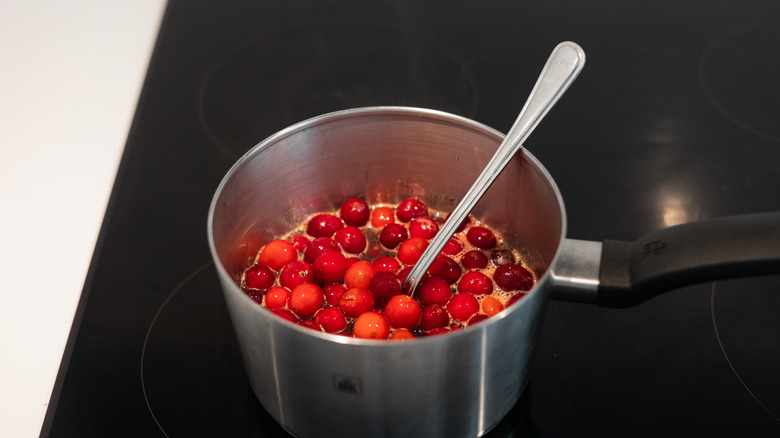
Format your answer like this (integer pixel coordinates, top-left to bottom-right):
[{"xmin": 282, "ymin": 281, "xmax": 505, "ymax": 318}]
[
  {"xmin": 291, "ymin": 235, "xmax": 310, "ymax": 253},
  {"xmin": 315, "ymin": 307, "xmax": 347, "ymax": 333},
  {"xmin": 447, "ymin": 293, "xmax": 479, "ymax": 322},
  {"xmin": 427, "ymin": 327, "xmax": 451, "ymax": 336},
  {"xmin": 427, "ymin": 255, "xmax": 461, "ymax": 284},
  {"xmin": 373, "ymin": 256, "xmax": 401, "ymax": 273},
  {"xmin": 298, "ymin": 319, "xmax": 320, "ymax": 330},
  {"xmin": 419, "ymin": 305, "xmax": 449, "ymax": 331},
  {"xmin": 353, "ymin": 311, "xmax": 390, "ymax": 340},
  {"xmin": 244, "ymin": 264, "xmax": 275, "ymax": 290},
  {"xmin": 369, "ymin": 271, "xmax": 403, "ymax": 305},
  {"xmin": 344, "ymin": 260, "xmax": 379, "ymax": 290},
  {"xmin": 339, "ymin": 198, "xmax": 370, "ymax": 227},
  {"xmin": 467, "ymin": 314, "xmax": 489, "ymax": 326},
  {"xmin": 306, "ymin": 213, "xmax": 344, "ymax": 238},
  {"xmin": 457, "ymin": 271, "xmax": 493, "ymax": 295},
  {"xmin": 338, "ymin": 287, "xmax": 375, "ymax": 318},
  {"xmin": 408, "ymin": 216, "xmax": 438, "ymax": 239},
  {"xmin": 461, "ymin": 250, "xmax": 488, "ymax": 270},
  {"xmin": 490, "ymin": 249, "xmax": 515, "ymax": 266},
  {"xmin": 257, "ymin": 239, "xmax": 297, "ymax": 270},
  {"xmin": 507, "ymin": 292, "xmax": 527, "ymax": 307},
  {"xmin": 313, "ymin": 251, "xmax": 348, "ymax": 284},
  {"xmin": 384, "ymin": 295, "xmax": 422, "ymax": 329},
  {"xmin": 246, "ymin": 289, "xmax": 262, "ymax": 304},
  {"xmin": 334, "ymin": 226, "xmax": 367, "ymax": 254},
  {"xmin": 396, "ymin": 199, "xmax": 428, "ymax": 223},
  {"xmin": 418, "ymin": 276, "xmax": 453, "ymax": 307},
  {"xmin": 289, "ymin": 283, "xmax": 324, "ymax": 318},
  {"xmin": 323, "ymin": 284, "xmax": 347, "ymax": 306},
  {"xmin": 481, "ymin": 296, "xmax": 504, "ymax": 316},
  {"xmin": 270, "ymin": 308, "xmax": 298, "ymax": 324},
  {"xmin": 442, "ymin": 237, "xmax": 464, "ymax": 256},
  {"xmin": 397, "ymin": 237, "xmax": 429, "ymax": 265},
  {"xmin": 279, "ymin": 261, "xmax": 314, "ymax": 290},
  {"xmin": 494, "ymin": 263, "xmax": 534, "ymax": 292},
  {"xmin": 371, "ymin": 206, "xmax": 395, "ymax": 228},
  {"xmin": 264, "ymin": 286, "xmax": 291, "ymax": 310},
  {"xmin": 466, "ymin": 226, "xmax": 497, "ymax": 249},
  {"xmin": 303, "ymin": 237, "xmax": 340, "ymax": 263},
  {"xmin": 378, "ymin": 223, "xmax": 408, "ymax": 249},
  {"xmin": 389, "ymin": 328, "xmax": 416, "ymax": 340}
]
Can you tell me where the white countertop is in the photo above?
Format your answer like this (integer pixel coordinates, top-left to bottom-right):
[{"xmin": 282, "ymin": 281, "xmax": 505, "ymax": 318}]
[{"xmin": 0, "ymin": 2, "xmax": 166, "ymax": 436}]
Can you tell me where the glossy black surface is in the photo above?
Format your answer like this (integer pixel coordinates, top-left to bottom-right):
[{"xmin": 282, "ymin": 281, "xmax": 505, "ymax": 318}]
[{"xmin": 43, "ymin": 1, "xmax": 780, "ymax": 436}]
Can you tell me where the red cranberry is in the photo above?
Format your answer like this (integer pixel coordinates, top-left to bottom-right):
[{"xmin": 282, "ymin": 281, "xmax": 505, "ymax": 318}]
[
  {"xmin": 298, "ymin": 319, "xmax": 320, "ymax": 330},
  {"xmin": 490, "ymin": 249, "xmax": 515, "ymax": 266},
  {"xmin": 371, "ymin": 206, "xmax": 394, "ymax": 228},
  {"xmin": 457, "ymin": 271, "xmax": 493, "ymax": 295},
  {"xmin": 339, "ymin": 198, "xmax": 370, "ymax": 227},
  {"xmin": 419, "ymin": 305, "xmax": 450, "ymax": 331},
  {"xmin": 447, "ymin": 293, "xmax": 479, "ymax": 322},
  {"xmin": 396, "ymin": 199, "xmax": 428, "ymax": 222},
  {"xmin": 257, "ymin": 239, "xmax": 297, "ymax": 270},
  {"xmin": 379, "ymin": 223, "xmax": 408, "ymax": 249},
  {"xmin": 338, "ymin": 287, "xmax": 375, "ymax": 318},
  {"xmin": 334, "ymin": 226, "xmax": 367, "ymax": 254},
  {"xmin": 389, "ymin": 328, "xmax": 416, "ymax": 340},
  {"xmin": 244, "ymin": 264, "xmax": 275, "ymax": 290},
  {"xmin": 494, "ymin": 263, "xmax": 534, "ymax": 292},
  {"xmin": 384, "ymin": 295, "xmax": 422, "ymax": 329},
  {"xmin": 245, "ymin": 289, "xmax": 262, "ymax": 304},
  {"xmin": 291, "ymin": 235, "xmax": 310, "ymax": 253},
  {"xmin": 312, "ymin": 251, "xmax": 348, "ymax": 284},
  {"xmin": 427, "ymin": 327, "xmax": 451, "ymax": 336},
  {"xmin": 397, "ymin": 237, "xmax": 429, "ymax": 265},
  {"xmin": 481, "ymin": 296, "xmax": 504, "ymax": 316},
  {"xmin": 369, "ymin": 271, "xmax": 403, "ymax": 305},
  {"xmin": 264, "ymin": 286, "xmax": 291, "ymax": 310},
  {"xmin": 289, "ymin": 283, "xmax": 324, "ymax": 318},
  {"xmin": 418, "ymin": 276, "xmax": 453, "ymax": 307},
  {"xmin": 323, "ymin": 284, "xmax": 347, "ymax": 306},
  {"xmin": 442, "ymin": 237, "xmax": 464, "ymax": 256},
  {"xmin": 353, "ymin": 311, "xmax": 390, "ymax": 339},
  {"xmin": 427, "ymin": 255, "xmax": 461, "ymax": 284},
  {"xmin": 408, "ymin": 216, "xmax": 439, "ymax": 239},
  {"xmin": 270, "ymin": 308, "xmax": 298, "ymax": 323},
  {"xmin": 467, "ymin": 314, "xmax": 490, "ymax": 326},
  {"xmin": 344, "ymin": 260, "xmax": 378, "ymax": 290},
  {"xmin": 461, "ymin": 250, "xmax": 488, "ymax": 270},
  {"xmin": 315, "ymin": 307, "xmax": 347, "ymax": 333},
  {"xmin": 466, "ymin": 226, "xmax": 497, "ymax": 249},
  {"xmin": 507, "ymin": 292, "xmax": 527, "ymax": 307},
  {"xmin": 373, "ymin": 256, "xmax": 401, "ymax": 273},
  {"xmin": 303, "ymin": 237, "xmax": 340, "ymax": 263},
  {"xmin": 306, "ymin": 213, "xmax": 344, "ymax": 237},
  {"xmin": 279, "ymin": 261, "xmax": 314, "ymax": 290}
]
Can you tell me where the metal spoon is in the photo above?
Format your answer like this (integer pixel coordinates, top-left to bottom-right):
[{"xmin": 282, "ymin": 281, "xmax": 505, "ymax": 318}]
[{"xmin": 403, "ymin": 41, "xmax": 586, "ymax": 293}]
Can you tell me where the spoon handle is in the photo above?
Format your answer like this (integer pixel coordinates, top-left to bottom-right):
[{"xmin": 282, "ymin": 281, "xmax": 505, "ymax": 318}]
[{"xmin": 403, "ymin": 42, "xmax": 586, "ymax": 293}]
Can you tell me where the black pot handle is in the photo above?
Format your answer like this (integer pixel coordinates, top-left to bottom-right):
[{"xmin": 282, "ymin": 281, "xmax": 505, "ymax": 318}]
[{"xmin": 597, "ymin": 212, "xmax": 780, "ymax": 307}]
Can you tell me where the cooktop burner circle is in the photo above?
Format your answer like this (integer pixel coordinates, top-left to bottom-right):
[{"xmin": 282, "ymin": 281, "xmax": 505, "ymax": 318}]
[
  {"xmin": 197, "ymin": 20, "xmax": 479, "ymax": 159},
  {"xmin": 699, "ymin": 21, "xmax": 780, "ymax": 143},
  {"xmin": 710, "ymin": 275, "xmax": 780, "ymax": 424}
]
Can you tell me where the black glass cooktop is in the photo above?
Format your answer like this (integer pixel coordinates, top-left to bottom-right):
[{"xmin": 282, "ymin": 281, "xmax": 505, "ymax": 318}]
[{"xmin": 42, "ymin": 1, "xmax": 780, "ymax": 436}]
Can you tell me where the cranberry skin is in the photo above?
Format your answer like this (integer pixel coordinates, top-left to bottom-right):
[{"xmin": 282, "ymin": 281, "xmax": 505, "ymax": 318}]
[
  {"xmin": 494, "ymin": 263, "xmax": 534, "ymax": 291},
  {"xmin": 461, "ymin": 250, "xmax": 488, "ymax": 270},
  {"xmin": 303, "ymin": 237, "xmax": 340, "ymax": 263},
  {"xmin": 270, "ymin": 308, "xmax": 299, "ymax": 324},
  {"xmin": 323, "ymin": 284, "xmax": 347, "ymax": 306},
  {"xmin": 353, "ymin": 311, "xmax": 390, "ymax": 339},
  {"xmin": 373, "ymin": 256, "xmax": 401, "ymax": 273},
  {"xmin": 379, "ymin": 223, "xmax": 408, "ymax": 249},
  {"xmin": 291, "ymin": 235, "xmax": 310, "ymax": 253},
  {"xmin": 408, "ymin": 216, "xmax": 439, "ymax": 239},
  {"xmin": 279, "ymin": 261, "xmax": 314, "ymax": 290},
  {"xmin": 389, "ymin": 328, "xmax": 416, "ymax": 340},
  {"xmin": 371, "ymin": 206, "xmax": 395, "ymax": 228},
  {"xmin": 447, "ymin": 293, "xmax": 479, "ymax": 322},
  {"xmin": 339, "ymin": 198, "xmax": 370, "ymax": 227},
  {"xmin": 306, "ymin": 213, "xmax": 344, "ymax": 238},
  {"xmin": 467, "ymin": 314, "xmax": 490, "ymax": 326},
  {"xmin": 418, "ymin": 276, "xmax": 453, "ymax": 307},
  {"xmin": 490, "ymin": 249, "xmax": 515, "ymax": 266},
  {"xmin": 334, "ymin": 226, "xmax": 367, "ymax": 254},
  {"xmin": 289, "ymin": 283, "xmax": 324, "ymax": 318},
  {"xmin": 312, "ymin": 251, "xmax": 348, "ymax": 284},
  {"xmin": 344, "ymin": 260, "xmax": 379, "ymax": 290},
  {"xmin": 427, "ymin": 255, "xmax": 461, "ymax": 284},
  {"xmin": 397, "ymin": 237, "xmax": 429, "ymax": 265},
  {"xmin": 315, "ymin": 307, "xmax": 347, "ymax": 333},
  {"xmin": 338, "ymin": 287, "xmax": 375, "ymax": 318},
  {"xmin": 244, "ymin": 264, "xmax": 275, "ymax": 290},
  {"xmin": 419, "ymin": 305, "xmax": 450, "ymax": 331},
  {"xmin": 257, "ymin": 239, "xmax": 298, "ymax": 270},
  {"xmin": 384, "ymin": 295, "xmax": 422, "ymax": 329},
  {"xmin": 427, "ymin": 327, "xmax": 451, "ymax": 337},
  {"xmin": 442, "ymin": 237, "xmax": 464, "ymax": 256},
  {"xmin": 507, "ymin": 292, "xmax": 527, "ymax": 307},
  {"xmin": 457, "ymin": 271, "xmax": 493, "ymax": 295},
  {"xmin": 396, "ymin": 199, "xmax": 428, "ymax": 223},
  {"xmin": 246, "ymin": 289, "xmax": 262, "ymax": 304},
  {"xmin": 466, "ymin": 226, "xmax": 497, "ymax": 250},
  {"xmin": 369, "ymin": 271, "xmax": 403, "ymax": 305},
  {"xmin": 264, "ymin": 286, "xmax": 291, "ymax": 310},
  {"xmin": 298, "ymin": 319, "xmax": 320, "ymax": 330}
]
